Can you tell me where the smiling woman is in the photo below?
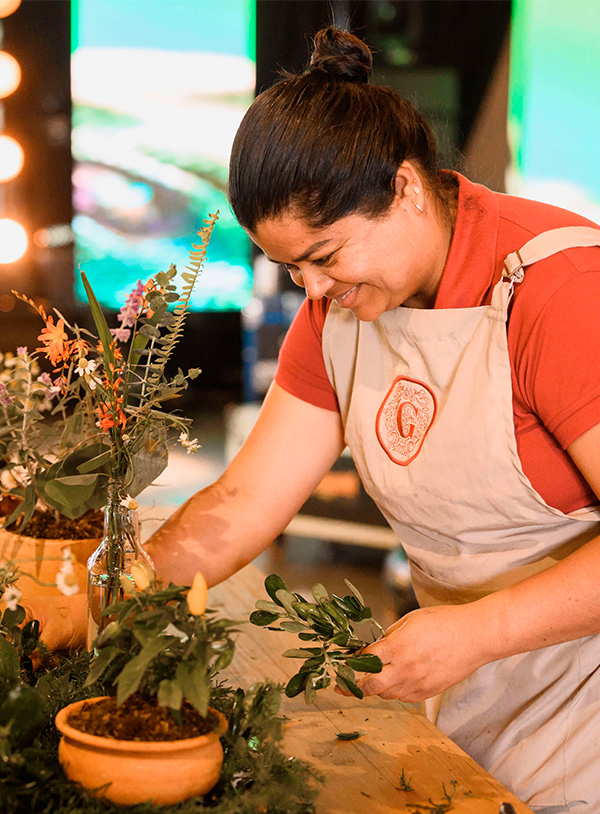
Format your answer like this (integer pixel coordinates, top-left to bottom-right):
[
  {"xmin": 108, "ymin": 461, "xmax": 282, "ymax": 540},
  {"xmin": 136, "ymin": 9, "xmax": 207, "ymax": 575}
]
[{"xmin": 139, "ymin": 25, "xmax": 600, "ymax": 814}]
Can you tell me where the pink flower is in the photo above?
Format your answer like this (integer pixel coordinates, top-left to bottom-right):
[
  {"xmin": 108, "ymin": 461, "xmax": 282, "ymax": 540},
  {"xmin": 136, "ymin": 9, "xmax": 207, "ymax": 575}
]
[
  {"xmin": 110, "ymin": 326, "xmax": 131, "ymax": 342},
  {"xmin": 0, "ymin": 382, "xmax": 13, "ymax": 406},
  {"xmin": 117, "ymin": 280, "xmax": 144, "ymax": 329}
]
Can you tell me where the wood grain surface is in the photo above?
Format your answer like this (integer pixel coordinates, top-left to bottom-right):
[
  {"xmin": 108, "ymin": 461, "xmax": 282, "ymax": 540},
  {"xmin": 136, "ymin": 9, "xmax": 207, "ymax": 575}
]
[{"xmin": 209, "ymin": 564, "xmax": 534, "ymax": 814}]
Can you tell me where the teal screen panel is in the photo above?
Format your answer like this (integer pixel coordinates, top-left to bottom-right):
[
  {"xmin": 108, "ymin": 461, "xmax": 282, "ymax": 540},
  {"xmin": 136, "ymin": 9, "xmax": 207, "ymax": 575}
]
[
  {"xmin": 508, "ymin": 0, "xmax": 600, "ymax": 223},
  {"xmin": 71, "ymin": 0, "xmax": 255, "ymax": 311}
]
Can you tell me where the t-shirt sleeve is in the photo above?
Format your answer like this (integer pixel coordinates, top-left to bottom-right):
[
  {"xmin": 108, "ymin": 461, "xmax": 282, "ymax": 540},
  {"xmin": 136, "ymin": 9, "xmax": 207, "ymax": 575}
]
[
  {"xmin": 274, "ymin": 297, "xmax": 339, "ymax": 412},
  {"xmin": 512, "ymin": 271, "xmax": 600, "ymax": 449}
]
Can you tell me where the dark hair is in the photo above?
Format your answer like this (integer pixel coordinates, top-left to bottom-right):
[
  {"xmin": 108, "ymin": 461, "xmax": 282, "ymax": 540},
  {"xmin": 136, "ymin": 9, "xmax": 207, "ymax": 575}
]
[{"xmin": 229, "ymin": 27, "xmax": 449, "ymax": 232}]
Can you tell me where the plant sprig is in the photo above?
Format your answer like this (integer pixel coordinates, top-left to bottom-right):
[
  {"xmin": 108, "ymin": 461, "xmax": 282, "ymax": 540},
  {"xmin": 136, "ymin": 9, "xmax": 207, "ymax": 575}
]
[{"xmin": 250, "ymin": 574, "xmax": 384, "ymax": 703}]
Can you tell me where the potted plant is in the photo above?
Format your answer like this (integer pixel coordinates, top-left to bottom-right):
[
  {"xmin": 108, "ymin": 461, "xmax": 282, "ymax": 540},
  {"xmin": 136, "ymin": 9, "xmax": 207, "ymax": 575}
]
[
  {"xmin": 1, "ymin": 216, "xmax": 216, "ymax": 637},
  {"xmin": 0, "ymin": 348, "xmax": 102, "ymax": 601},
  {"xmin": 54, "ymin": 571, "xmax": 238, "ymax": 805}
]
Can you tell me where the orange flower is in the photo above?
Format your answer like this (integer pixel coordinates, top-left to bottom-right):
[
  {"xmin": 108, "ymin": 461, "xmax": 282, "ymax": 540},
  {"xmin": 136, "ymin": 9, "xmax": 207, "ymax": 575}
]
[{"xmin": 37, "ymin": 316, "xmax": 69, "ymax": 365}]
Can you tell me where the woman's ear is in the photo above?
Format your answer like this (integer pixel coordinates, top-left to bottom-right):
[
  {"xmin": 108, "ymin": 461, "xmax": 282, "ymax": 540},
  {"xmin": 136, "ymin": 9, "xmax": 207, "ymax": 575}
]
[
  {"xmin": 394, "ymin": 162, "xmax": 424, "ymax": 214},
  {"xmin": 393, "ymin": 161, "xmax": 422, "ymax": 200}
]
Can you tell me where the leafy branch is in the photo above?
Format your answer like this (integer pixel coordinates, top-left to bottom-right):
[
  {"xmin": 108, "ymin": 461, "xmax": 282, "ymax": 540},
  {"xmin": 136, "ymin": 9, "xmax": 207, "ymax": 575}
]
[{"xmin": 250, "ymin": 574, "xmax": 384, "ymax": 703}]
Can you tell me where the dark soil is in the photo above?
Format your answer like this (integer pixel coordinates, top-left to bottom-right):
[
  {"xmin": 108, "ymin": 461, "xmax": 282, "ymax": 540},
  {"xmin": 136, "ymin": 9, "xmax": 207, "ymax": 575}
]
[
  {"xmin": 66, "ymin": 694, "xmax": 218, "ymax": 742},
  {"xmin": 2, "ymin": 507, "xmax": 104, "ymax": 539}
]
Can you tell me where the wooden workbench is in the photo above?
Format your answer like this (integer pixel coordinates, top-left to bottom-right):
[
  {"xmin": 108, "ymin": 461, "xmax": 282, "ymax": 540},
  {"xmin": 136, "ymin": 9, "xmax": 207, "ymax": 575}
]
[{"xmin": 209, "ymin": 564, "xmax": 533, "ymax": 814}]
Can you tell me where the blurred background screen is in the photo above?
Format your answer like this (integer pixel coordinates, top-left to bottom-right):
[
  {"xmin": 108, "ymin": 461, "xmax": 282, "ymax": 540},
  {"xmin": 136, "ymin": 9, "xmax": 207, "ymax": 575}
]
[
  {"xmin": 71, "ymin": 0, "xmax": 255, "ymax": 311},
  {"xmin": 507, "ymin": 0, "xmax": 600, "ymax": 222}
]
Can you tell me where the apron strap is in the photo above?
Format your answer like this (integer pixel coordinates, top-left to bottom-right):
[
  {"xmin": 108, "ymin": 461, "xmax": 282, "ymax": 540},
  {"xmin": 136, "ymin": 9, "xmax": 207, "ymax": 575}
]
[
  {"xmin": 492, "ymin": 226, "xmax": 600, "ymax": 313},
  {"xmin": 503, "ymin": 226, "xmax": 600, "ymax": 280}
]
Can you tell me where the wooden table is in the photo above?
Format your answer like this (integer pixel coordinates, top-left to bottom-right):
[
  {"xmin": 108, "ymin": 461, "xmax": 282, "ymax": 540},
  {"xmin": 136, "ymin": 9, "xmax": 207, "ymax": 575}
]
[{"xmin": 209, "ymin": 564, "xmax": 533, "ymax": 814}]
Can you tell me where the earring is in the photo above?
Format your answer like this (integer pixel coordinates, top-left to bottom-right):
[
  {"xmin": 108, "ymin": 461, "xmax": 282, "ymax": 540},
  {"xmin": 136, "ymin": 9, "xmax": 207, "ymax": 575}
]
[{"xmin": 412, "ymin": 186, "xmax": 423, "ymax": 213}]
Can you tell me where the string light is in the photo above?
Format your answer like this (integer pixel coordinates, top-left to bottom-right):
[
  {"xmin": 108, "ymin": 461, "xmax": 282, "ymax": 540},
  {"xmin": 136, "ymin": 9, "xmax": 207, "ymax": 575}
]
[
  {"xmin": 0, "ymin": 51, "xmax": 20, "ymax": 98},
  {"xmin": 0, "ymin": 0, "xmax": 21, "ymax": 18},
  {"xmin": 0, "ymin": 134, "xmax": 22, "ymax": 180},
  {"xmin": 0, "ymin": 218, "xmax": 27, "ymax": 262}
]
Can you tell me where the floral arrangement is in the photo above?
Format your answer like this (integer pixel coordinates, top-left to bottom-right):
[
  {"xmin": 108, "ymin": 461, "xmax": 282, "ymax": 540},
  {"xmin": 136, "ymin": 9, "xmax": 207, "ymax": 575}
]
[{"xmin": 0, "ymin": 215, "xmax": 217, "ymax": 533}]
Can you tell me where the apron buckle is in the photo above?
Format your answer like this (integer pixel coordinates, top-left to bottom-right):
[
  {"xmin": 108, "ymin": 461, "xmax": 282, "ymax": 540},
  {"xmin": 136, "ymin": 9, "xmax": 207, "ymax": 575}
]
[{"xmin": 502, "ymin": 250, "xmax": 525, "ymax": 294}]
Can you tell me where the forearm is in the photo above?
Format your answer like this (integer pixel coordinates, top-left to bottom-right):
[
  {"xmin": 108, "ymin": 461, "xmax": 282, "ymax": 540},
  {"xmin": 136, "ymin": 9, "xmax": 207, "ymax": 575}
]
[
  {"xmin": 144, "ymin": 476, "xmax": 291, "ymax": 588},
  {"xmin": 470, "ymin": 534, "xmax": 600, "ymax": 665}
]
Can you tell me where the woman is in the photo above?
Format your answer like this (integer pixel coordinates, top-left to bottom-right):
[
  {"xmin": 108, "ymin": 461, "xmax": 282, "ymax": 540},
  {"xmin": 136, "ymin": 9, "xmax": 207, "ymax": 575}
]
[{"xmin": 146, "ymin": 28, "xmax": 600, "ymax": 811}]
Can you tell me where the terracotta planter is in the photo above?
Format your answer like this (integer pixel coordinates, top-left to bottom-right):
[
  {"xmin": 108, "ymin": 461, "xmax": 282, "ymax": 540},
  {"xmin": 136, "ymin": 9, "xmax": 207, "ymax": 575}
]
[
  {"xmin": 55, "ymin": 697, "xmax": 228, "ymax": 806},
  {"xmin": 0, "ymin": 527, "xmax": 99, "ymax": 598}
]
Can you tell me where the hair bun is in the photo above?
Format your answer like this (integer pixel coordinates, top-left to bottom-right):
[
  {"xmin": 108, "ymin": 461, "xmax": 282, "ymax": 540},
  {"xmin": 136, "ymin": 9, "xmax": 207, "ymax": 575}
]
[{"xmin": 308, "ymin": 27, "xmax": 373, "ymax": 84}]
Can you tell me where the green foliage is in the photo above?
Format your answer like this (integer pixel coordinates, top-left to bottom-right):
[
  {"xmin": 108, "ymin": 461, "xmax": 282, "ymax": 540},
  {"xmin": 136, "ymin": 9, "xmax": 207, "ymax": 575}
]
[
  {"xmin": 250, "ymin": 575, "xmax": 385, "ymax": 703},
  {"xmin": 86, "ymin": 582, "xmax": 239, "ymax": 718},
  {"xmin": 0, "ymin": 660, "xmax": 320, "ymax": 814}
]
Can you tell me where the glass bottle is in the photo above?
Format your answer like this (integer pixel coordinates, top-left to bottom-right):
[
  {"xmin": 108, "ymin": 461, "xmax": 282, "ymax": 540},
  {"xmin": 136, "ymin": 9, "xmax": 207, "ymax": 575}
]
[{"xmin": 86, "ymin": 481, "xmax": 155, "ymax": 649}]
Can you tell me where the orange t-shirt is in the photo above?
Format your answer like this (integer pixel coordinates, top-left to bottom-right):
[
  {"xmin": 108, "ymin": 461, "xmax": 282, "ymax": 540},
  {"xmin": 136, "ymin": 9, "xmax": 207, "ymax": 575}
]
[{"xmin": 275, "ymin": 174, "xmax": 600, "ymax": 514}]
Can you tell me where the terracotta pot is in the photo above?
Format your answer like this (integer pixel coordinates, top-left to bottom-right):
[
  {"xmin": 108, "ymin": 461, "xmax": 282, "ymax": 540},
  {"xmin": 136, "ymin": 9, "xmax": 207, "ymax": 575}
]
[
  {"xmin": 0, "ymin": 527, "xmax": 99, "ymax": 598},
  {"xmin": 55, "ymin": 697, "xmax": 228, "ymax": 806}
]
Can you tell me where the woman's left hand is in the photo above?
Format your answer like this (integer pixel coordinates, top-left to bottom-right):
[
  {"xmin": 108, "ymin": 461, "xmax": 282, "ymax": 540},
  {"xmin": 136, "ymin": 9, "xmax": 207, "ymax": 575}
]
[{"xmin": 349, "ymin": 604, "xmax": 489, "ymax": 702}]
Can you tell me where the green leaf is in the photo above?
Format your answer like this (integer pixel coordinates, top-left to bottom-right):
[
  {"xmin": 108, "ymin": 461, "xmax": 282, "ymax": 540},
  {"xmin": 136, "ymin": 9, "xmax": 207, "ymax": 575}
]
[
  {"xmin": 116, "ymin": 637, "xmax": 172, "ymax": 706},
  {"xmin": 76, "ymin": 449, "xmax": 112, "ymax": 474},
  {"xmin": 335, "ymin": 663, "xmax": 355, "ymax": 682},
  {"xmin": 346, "ymin": 654, "xmax": 383, "ymax": 673},
  {"xmin": 84, "ymin": 646, "xmax": 123, "ymax": 687},
  {"xmin": 158, "ymin": 679, "xmax": 183, "ymax": 710},
  {"xmin": 285, "ymin": 670, "xmax": 310, "ymax": 698},
  {"xmin": 280, "ymin": 621, "xmax": 307, "ymax": 633},
  {"xmin": 344, "ymin": 579, "xmax": 365, "ymax": 606},
  {"xmin": 0, "ymin": 635, "xmax": 19, "ymax": 680},
  {"xmin": 43, "ymin": 473, "xmax": 106, "ymax": 517},
  {"xmin": 265, "ymin": 574, "xmax": 287, "ymax": 606},
  {"xmin": 250, "ymin": 610, "xmax": 279, "ymax": 626},
  {"xmin": 311, "ymin": 583, "xmax": 329, "ymax": 603},
  {"xmin": 81, "ymin": 270, "xmax": 115, "ymax": 367},
  {"xmin": 140, "ymin": 323, "xmax": 160, "ymax": 339},
  {"xmin": 335, "ymin": 731, "xmax": 363, "ymax": 740},
  {"xmin": 276, "ymin": 589, "xmax": 300, "ymax": 617},
  {"xmin": 282, "ymin": 648, "xmax": 321, "ymax": 659},
  {"xmin": 127, "ymin": 424, "xmax": 168, "ymax": 496},
  {"xmin": 304, "ymin": 674, "xmax": 317, "ymax": 705},
  {"xmin": 335, "ymin": 673, "xmax": 363, "ymax": 699},
  {"xmin": 255, "ymin": 599, "xmax": 282, "ymax": 614},
  {"xmin": 0, "ymin": 683, "xmax": 46, "ymax": 748},
  {"xmin": 2, "ymin": 606, "xmax": 26, "ymax": 629},
  {"xmin": 176, "ymin": 660, "xmax": 210, "ymax": 717}
]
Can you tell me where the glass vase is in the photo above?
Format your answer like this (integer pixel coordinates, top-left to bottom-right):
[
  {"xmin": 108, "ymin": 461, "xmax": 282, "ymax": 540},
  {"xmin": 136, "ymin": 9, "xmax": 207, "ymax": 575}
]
[{"xmin": 86, "ymin": 481, "xmax": 155, "ymax": 649}]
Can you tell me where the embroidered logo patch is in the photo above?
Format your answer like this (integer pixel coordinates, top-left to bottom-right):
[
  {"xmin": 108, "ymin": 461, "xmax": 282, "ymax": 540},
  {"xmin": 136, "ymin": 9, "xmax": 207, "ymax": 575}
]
[{"xmin": 376, "ymin": 376, "xmax": 437, "ymax": 465}]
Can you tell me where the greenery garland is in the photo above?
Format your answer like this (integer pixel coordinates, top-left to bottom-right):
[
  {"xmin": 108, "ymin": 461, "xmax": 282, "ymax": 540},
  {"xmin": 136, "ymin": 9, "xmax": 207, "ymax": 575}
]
[{"xmin": 0, "ymin": 650, "xmax": 322, "ymax": 814}]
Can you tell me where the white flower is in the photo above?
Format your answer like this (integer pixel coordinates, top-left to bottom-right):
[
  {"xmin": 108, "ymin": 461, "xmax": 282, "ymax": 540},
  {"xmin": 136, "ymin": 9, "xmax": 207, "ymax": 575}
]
[
  {"xmin": 4, "ymin": 585, "xmax": 21, "ymax": 611},
  {"xmin": 120, "ymin": 495, "xmax": 138, "ymax": 510},
  {"xmin": 179, "ymin": 433, "xmax": 200, "ymax": 454},
  {"xmin": 75, "ymin": 357, "xmax": 97, "ymax": 377},
  {"xmin": 0, "ymin": 466, "xmax": 30, "ymax": 490},
  {"xmin": 62, "ymin": 546, "xmax": 76, "ymax": 566},
  {"xmin": 87, "ymin": 375, "xmax": 100, "ymax": 391},
  {"xmin": 56, "ymin": 565, "xmax": 79, "ymax": 596}
]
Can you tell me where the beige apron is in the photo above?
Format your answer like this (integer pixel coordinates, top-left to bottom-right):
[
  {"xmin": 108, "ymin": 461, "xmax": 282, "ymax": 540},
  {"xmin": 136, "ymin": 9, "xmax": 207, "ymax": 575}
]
[{"xmin": 322, "ymin": 227, "xmax": 600, "ymax": 812}]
